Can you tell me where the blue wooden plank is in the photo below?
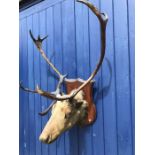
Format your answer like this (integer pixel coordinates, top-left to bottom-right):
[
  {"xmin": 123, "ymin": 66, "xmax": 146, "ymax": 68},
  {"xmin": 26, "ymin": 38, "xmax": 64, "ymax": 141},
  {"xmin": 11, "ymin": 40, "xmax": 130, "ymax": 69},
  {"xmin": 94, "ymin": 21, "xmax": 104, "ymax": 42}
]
[
  {"xmin": 75, "ymin": 1, "xmax": 93, "ymax": 155},
  {"xmin": 21, "ymin": 18, "xmax": 30, "ymax": 155},
  {"xmin": 127, "ymin": 0, "xmax": 135, "ymax": 154},
  {"xmin": 39, "ymin": 10, "xmax": 49, "ymax": 155},
  {"xmin": 32, "ymin": 13, "xmax": 42, "ymax": 155},
  {"xmin": 46, "ymin": 6, "xmax": 57, "ymax": 155},
  {"xmin": 75, "ymin": 1, "xmax": 90, "ymax": 79},
  {"xmin": 53, "ymin": 3, "xmax": 65, "ymax": 155},
  {"xmin": 19, "ymin": 20, "xmax": 24, "ymax": 155},
  {"xmin": 20, "ymin": 0, "xmax": 64, "ymax": 20},
  {"xmin": 113, "ymin": 0, "xmax": 133, "ymax": 154},
  {"xmin": 61, "ymin": 0, "xmax": 78, "ymax": 155},
  {"xmin": 88, "ymin": 0, "xmax": 105, "ymax": 155},
  {"xmin": 19, "ymin": 0, "xmax": 134, "ymax": 154},
  {"xmin": 27, "ymin": 15, "xmax": 36, "ymax": 155},
  {"xmin": 101, "ymin": 0, "xmax": 118, "ymax": 155}
]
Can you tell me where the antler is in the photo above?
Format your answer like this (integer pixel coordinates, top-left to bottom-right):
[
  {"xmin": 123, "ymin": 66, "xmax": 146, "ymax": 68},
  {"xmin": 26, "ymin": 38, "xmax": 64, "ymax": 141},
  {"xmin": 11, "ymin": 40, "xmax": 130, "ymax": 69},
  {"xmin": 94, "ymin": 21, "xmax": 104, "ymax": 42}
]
[
  {"xmin": 39, "ymin": 100, "xmax": 57, "ymax": 116},
  {"xmin": 68, "ymin": 0, "xmax": 108, "ymax": 97},
  {"xmin": 20, "ymin": 30, "xmax": 69, "ymax": 114},
  {"xmin": 25, "ymin": 0, "xmax": 108, "ymax": 100},
  {"xmin": 20, "ymin": 0, "xmax": 108, "ymax": 114},
  {"xmin": 29, "ymin": 30, "xmax": 62, "ymax": 78}
]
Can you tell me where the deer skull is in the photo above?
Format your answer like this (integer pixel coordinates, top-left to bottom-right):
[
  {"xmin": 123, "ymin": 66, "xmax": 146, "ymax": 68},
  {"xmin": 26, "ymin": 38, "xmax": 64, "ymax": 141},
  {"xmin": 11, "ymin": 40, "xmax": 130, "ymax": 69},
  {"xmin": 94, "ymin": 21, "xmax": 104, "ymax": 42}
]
[
  {"xmin": 39, "ymin": 91, "xmax": 88, "ymax": 144},
  {"xmin": 20, "ymin": 0, "xmax": 108, "ymax": 144}
]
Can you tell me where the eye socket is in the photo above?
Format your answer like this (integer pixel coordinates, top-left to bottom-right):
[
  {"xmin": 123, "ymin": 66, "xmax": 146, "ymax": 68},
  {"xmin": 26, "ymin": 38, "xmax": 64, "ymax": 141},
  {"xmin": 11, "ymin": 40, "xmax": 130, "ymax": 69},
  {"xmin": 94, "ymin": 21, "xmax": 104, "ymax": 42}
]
[
  {"xmin": 65, "ymin": 111, "xmax": 72, "ymax": 119},
  {"xmin": 74, "ymin": 101, "xmax": 83, "ymax": 109}
]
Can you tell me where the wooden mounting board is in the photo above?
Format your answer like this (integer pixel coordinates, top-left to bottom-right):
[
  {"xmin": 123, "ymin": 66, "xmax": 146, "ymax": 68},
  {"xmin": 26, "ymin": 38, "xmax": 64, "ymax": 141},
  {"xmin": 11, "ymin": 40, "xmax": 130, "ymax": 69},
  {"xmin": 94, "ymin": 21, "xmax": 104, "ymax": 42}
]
[{"xmin": 65, "ymin": 78, "xmax": 96, "ymax": 125}]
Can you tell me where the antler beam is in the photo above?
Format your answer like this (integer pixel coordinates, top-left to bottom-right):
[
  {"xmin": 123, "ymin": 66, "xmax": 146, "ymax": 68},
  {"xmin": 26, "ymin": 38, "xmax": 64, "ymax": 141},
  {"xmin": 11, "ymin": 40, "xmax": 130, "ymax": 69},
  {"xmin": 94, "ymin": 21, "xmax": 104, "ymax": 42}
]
[
  {"xmin": 21, "ymin": 0, "xmax": 108, "ymax": 101},
  {"xmin": 20, "ymin": 30, "xmax": 67, "ymax": 100},
  {"xmin": 20, "ymin": 0, "xmax": 108, "ymax": 113},
  {"xmin": 39, "ymin": 100, "xmax": 57, "ymax": 116}
]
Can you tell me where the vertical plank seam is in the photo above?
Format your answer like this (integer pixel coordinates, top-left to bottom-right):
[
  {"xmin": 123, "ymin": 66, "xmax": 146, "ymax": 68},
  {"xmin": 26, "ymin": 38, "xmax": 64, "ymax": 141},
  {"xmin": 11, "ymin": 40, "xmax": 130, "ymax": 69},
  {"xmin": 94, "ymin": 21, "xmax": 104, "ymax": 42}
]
[
  {"xmin": 45, "ymin": 9, "xmax": 49, "ymax": 155},
  {"xmin": 20, "ymin": 20, "xmax": 24, "ymax": 155},
  {"xmin": 99, "ymin": 0, "xmax": 106, "ymax": 154},
  {"xmin": 87, "ymin": 5, "xmax": 94, "ymax": 155},
  {"xmin": 126, "ymin": 0, "xmax": 134, "ymax": 154},
  {"xmin": 46, "ymin": 8, "xmax": 50, "ymax": 155},
  {"xmin": 60, "ymin": 2, "xmax": 64, "ymax": 76},
  {"xmin": 32, "ymin": 14, "xmax": 37, "ymax": 155},
  {"xmin": 52, "ymin": 6, "xmax": 58, "ymax": 155},
  {"xmin": 60, "ymin": 2, "xmax": 66, "ymax": 155},
  {"xmin": 74, "ymin": 1, "xmax": 80, "ymax": 155},
  {"xmin": 87, "ymin": 5, "xmax": 93, "ymax": 155},
  {"xmin": 22, "ymin": 19, "xmax": 26, "ymax": 155},
  {"xmin": 111, "ymin": 0, "xmax": 119, "ymax": 154},
  {"xmin": 61, "ymin": 2, "xmax": 65, "ymax": 153},
  {"xmin": 38, "ymin": 13, "xmax": 43, "ymax": 155},
  {"xmin": 26, "ymin": 17, "xmax": 30, "ymax": 155}
]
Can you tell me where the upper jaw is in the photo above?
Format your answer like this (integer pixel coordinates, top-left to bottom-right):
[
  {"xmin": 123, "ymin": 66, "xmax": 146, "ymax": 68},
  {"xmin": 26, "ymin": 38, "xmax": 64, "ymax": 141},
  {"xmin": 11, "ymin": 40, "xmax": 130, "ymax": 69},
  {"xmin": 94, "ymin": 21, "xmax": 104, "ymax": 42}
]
[{"xmin": 46, "ymin": 137, "xmax": 58, "ymax": 144}]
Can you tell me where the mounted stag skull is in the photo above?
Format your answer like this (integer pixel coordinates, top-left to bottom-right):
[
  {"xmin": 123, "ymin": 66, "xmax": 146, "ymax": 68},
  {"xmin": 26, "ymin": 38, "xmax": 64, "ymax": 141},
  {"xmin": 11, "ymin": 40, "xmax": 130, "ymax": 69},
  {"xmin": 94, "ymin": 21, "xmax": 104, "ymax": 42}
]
[{"xmin": 20, "ymin": 0, "xmax": 108, "ymax": 144}]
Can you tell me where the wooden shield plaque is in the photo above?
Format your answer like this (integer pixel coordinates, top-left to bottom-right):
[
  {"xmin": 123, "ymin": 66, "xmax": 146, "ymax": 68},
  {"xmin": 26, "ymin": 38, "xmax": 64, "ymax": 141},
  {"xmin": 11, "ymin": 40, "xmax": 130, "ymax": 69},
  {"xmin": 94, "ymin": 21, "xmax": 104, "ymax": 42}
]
[{"xmin": 65, "ymin": 78, "xmax": 96, "ymax": 125}]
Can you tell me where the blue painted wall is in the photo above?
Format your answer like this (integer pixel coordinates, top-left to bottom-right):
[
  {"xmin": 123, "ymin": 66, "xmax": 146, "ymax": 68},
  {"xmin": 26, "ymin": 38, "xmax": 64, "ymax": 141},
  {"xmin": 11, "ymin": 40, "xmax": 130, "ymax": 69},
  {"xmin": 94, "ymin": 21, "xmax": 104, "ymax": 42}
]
[{"xmin": 19, "ymin": 0, "xmax": 135, "ymax": 155}]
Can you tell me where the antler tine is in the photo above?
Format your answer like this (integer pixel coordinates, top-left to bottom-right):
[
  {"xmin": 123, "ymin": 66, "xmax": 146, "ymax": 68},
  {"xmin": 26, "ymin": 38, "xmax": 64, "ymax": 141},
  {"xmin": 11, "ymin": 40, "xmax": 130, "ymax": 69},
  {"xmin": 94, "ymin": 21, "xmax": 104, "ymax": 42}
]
[
  {"xmin": 29, "ymin": 30, "xmax": 62, "ymax": 78},
  {"xmin": 20, "ymin": 76, "xmax": 68, "ymax": 116},
  {"xmin": 20, "ymin": 81, "xmax": 57, "ymax": 115},
  {"xmin": 39, "ymin": 100, "xmax": 57, "ymax": 116},
  {"xmin": 20, "ymin": 81, "xmax": 58, "ymax": 99},
  {"xmin": 20, "ymin": 81, "xmax": 67, "ymax": 101},
  {"xmin": 38, "ymin": 74, "xmax": 67, "ymax": 116},
  {"xmin": 29, "ymin": 30, "xmax": 67, "ymax": 97},
  {"xmin": 55, "ymin": 74, "xmax": 67, "ymax": 95},
  {"xmin": 20, "ymin": 81, "xmax": 38, "ymax": 94}
]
